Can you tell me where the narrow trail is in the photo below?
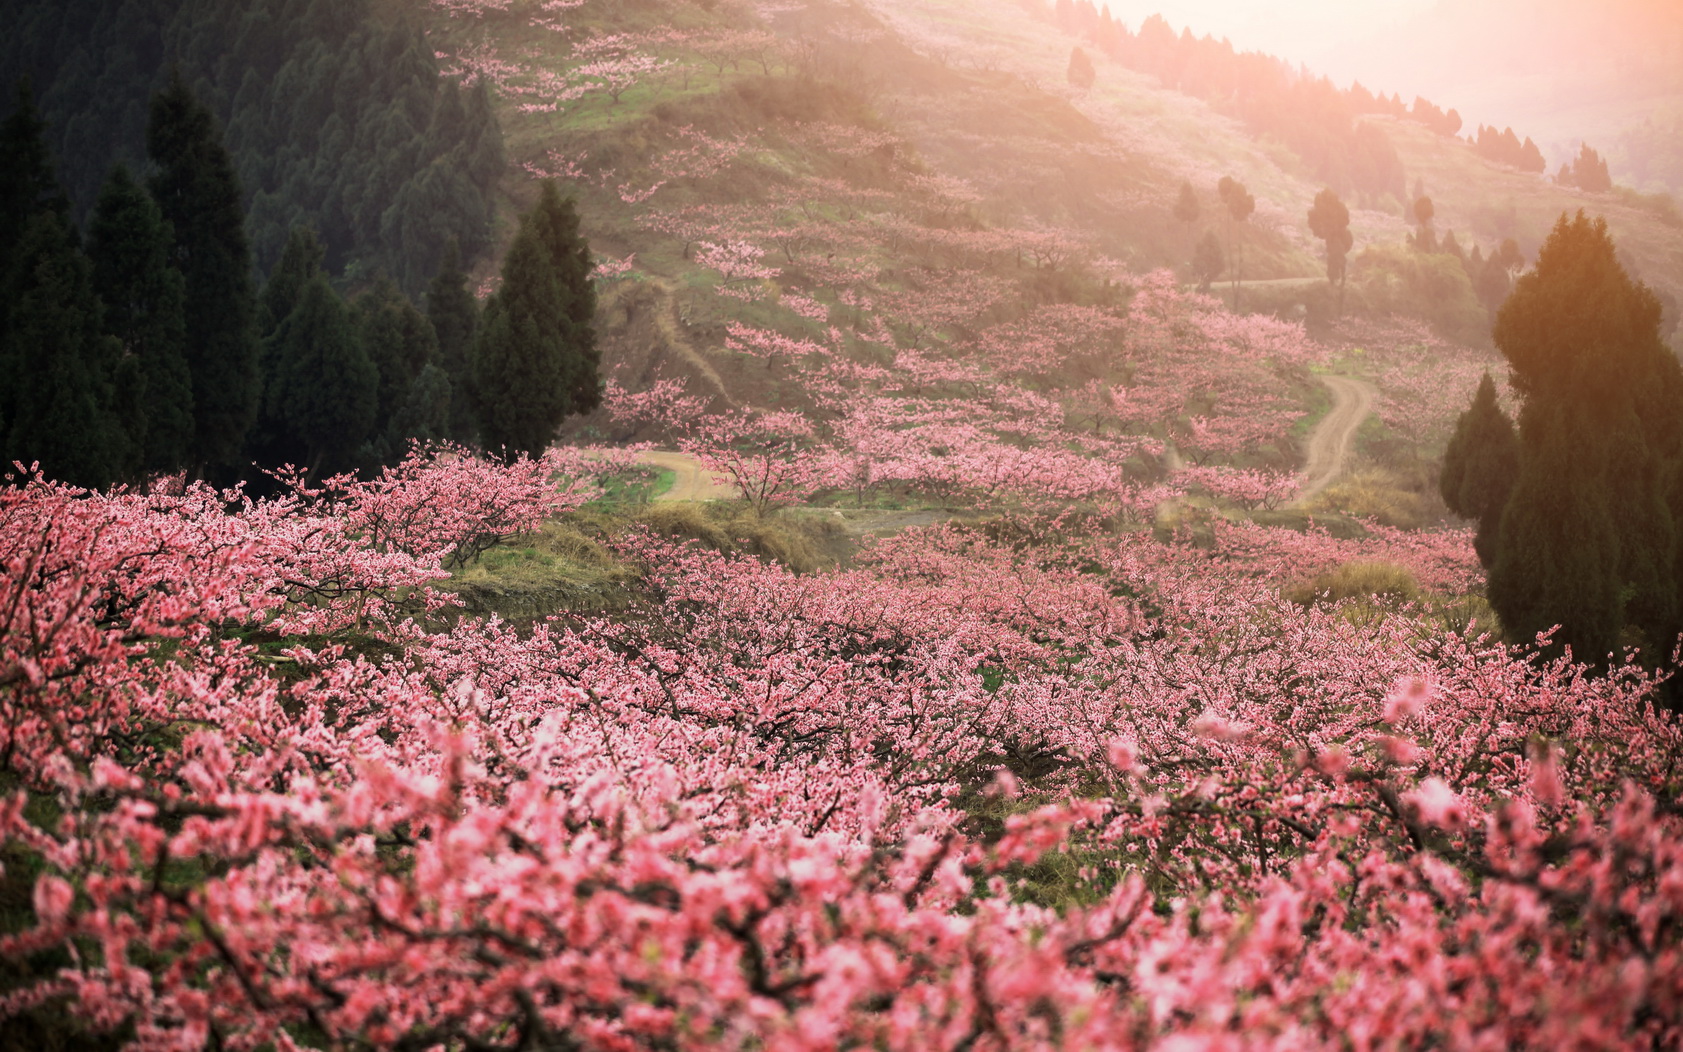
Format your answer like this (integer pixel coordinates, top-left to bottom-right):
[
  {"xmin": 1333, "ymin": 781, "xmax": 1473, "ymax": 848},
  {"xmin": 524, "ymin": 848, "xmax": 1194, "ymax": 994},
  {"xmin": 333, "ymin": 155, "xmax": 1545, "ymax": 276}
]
[
  {"xmin": 639, "ymin": 450, "xmax": 738, "ymax": 502},
  {"xmin": 1295, "ymin": 374, "xmax": 1378, "ymax": 505}
]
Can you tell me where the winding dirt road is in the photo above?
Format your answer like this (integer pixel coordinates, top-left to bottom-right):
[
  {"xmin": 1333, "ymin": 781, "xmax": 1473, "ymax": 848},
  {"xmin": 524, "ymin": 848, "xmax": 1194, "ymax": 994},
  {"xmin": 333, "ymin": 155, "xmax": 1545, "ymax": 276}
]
[
  {"xmin": 1296, "ymin": 374, "xmax": 1377, "ymax": 504},
  {"xmin": 640, "ymin": 450, "xmax": 738, "ymax": 502}
]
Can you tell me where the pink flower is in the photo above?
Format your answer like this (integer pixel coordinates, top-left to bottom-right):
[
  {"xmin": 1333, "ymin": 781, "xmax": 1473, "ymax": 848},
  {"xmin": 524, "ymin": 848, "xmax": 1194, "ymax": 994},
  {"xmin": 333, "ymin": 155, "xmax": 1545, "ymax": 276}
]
[
  {"xmin": 1107, "ymin": 737, "xmax": 1144, "ymax": 775},
  {"xmin": 1383, "ymin": 675, "xmax": 1432, "ymax": 722},
  {"xmin": 33, "ymin": 874, "xmax": 73, "ymax": 928},
  {"xmin": 1407, "ymin": 777, "xmax": 1471, "ymax": 830}
]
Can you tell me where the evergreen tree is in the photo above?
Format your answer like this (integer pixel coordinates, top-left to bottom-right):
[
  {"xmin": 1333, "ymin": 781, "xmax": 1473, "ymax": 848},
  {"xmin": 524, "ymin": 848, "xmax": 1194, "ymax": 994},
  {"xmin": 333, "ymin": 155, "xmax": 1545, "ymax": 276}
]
[
  {"xmin": 426, "ymin": 236, "xmax": 479, "ymax": 442},
  {"xmin": 1489, "ymin": 401, "xmax": 1623, "ymax": 662},
  {"xmin": 268, "ymin": 273, "xmax": 377, "ymax": 478},
  {"xmin": 86, "ymin": 163, "xmax": 194, "ymax": 475},
  {"xmin": 0, "ymin": 78, "xmax": 73, "ymax": 456},
  {"xmin": 2, "ymin": 212, "xmax": 127, "ymax": 487},
  {"xmin": 1191, "ymin": 230, "xmax": 1224, "ymax": 294},
  {"xmin": 1438, "ymin": 373, "xmax": 1516, "ymax": 568},
  {"xmin": 0, "ymin": 80, "xmax": 69, "ymax": 276},
  {"xmin": 1306, "ymin": 187, "xmax": 1352, "ymax": 310},
  {"xmin": 1484, "ymin": 211, "xmax": 1683, "ymax": 663},
  {"xmin": 1172, "ymin": 181, "xmax": 1199, "ymax": 256},
  {"xmin": 1216, "ymin": 176, "xmax": 1254, "ymax": 309},
  {"xmin": 259, "ymin": 224, "xmax": 326, "ymax": 338},
  {"xmin": 355, "ymin": 275, "xmax": 439, "ymax": 460},
  {"xmin": 147, "ymin": 69, "xmax": 259, "ymax": 471},
  {"xmin": 1067, "ymin": 47, "xmax": 1095, "ymax": 91},
  {"xmin": 472, "ymin": 181, "xmax": 599, "ymax": 460}
]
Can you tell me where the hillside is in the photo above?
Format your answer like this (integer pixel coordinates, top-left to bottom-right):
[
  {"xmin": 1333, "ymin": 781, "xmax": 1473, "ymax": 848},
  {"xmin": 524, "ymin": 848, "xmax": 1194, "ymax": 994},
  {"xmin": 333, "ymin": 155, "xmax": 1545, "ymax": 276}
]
[{"xmin": 7, "ymin": 2, "xmax": 1683, "ymax": 1048}]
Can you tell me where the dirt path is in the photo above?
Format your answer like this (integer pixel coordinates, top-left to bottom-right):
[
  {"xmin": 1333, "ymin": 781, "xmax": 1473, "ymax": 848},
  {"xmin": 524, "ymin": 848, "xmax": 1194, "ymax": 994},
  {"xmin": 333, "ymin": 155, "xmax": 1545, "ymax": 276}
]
[
  {"xmin": 636, "ymin": 450, "xmax": 739, "ymax": 502},
  {"xmin": 1296, "ymin": 374, "xmax": 1378, "ymax": 504}
]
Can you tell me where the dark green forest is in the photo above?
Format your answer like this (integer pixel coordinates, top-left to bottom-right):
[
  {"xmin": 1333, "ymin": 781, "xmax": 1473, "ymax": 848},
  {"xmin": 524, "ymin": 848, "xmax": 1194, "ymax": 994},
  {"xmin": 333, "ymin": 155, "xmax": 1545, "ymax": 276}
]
[{"xmin": 1, "ymin": 0, "xmax": 504, "ymax": 296}]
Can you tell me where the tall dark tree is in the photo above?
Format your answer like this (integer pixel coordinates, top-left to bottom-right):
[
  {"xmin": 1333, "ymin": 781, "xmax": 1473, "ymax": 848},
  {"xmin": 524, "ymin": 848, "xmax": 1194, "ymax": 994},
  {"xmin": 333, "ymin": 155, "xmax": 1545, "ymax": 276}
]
[
  {"xmin": 0, "ymin": 78, "xmax": 73, "ymax": 457},
  {"xmin": 267, "ymin": 273, "xmax": 377, "ymax": 478},
  {"xmin": 86, "ymin": 163, "xmax": 194, "ymax": 474},
  {"xmin": 426, "ymin": 237, "xmax": 479, "ymax": 442},
  {"xmin": 1306, "ymin": 188, "xmax": 1352, "ymax": 310},
  {"xmin": 1191, "ymin": 230, "xmax": 1224, "ymax": 294},
  {"xmin": 1066, "ymin": 46, "xmax": 1095, "ymax": 91},
  {"xmin": 249, "ymin": 225, "xmax": 327, "ymax": 472},
  {"xmin": 0, "ymin": 80, "xmax": 69, "ymax": 277},
  {"xmin": 147, "ymin": 70, "xmax": 259, "ymax": 471},
  {"xmin": 1172, "ymin": 181, "xmax": 1199, "ymax": 258},
  {"xmin": 1484, "ymin": 211, "xmax": 1683, "ymax": 663},
  {"xmin": 1438, "ymin": 373, "xmax": 1516, "ymax": 568},
  {"xmin": 355, "ymin": 276, "xmax": 441, "ymax": 460},
  {"xmin": 1216, "ymin": 176, "xmax": 1253, "ymax": 309},
  {"xmin": 472, "ymin": 181, "xmax": 599, "ymax": 461},
  {"xmin": 2, "ymin": 212, "xmax": 128, "ymax": 487}
]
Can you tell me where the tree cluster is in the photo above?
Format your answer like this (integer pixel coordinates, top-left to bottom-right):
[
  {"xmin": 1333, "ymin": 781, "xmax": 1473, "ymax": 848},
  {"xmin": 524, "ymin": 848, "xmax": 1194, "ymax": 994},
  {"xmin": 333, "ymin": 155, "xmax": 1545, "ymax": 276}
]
[
  {"xmin": 1470, "ymin": 124, "xmax": 1547, "ymax": 173},
  {"xmin": 1, "ymin": 0, "xmax": 504, "ymax": 297},
  {"xmin": 1050, "ymin": 2, "xmax": 1407, "ymax": 203},
  {"xmin": 1557, "ymin": 143, "xmax": 1614, "ymax": 192},
  {"xmin": 1445, "ymin": 212, "xmax": 1683, "ymax": 666},
  {"xmin": 1306, "ymin": 188, "xmax": 1353, "ymax": 307},
  {"xmin": 0, "ymin": 82, "xmax": 599, "ymax": 486}
]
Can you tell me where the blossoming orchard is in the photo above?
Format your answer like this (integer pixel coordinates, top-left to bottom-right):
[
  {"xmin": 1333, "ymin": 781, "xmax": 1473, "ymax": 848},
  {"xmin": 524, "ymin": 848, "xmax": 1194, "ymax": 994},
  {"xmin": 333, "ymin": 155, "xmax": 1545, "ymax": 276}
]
[{"xmin": 5, "ymin": 0, "xmax": 1683, "ymax": 1048}]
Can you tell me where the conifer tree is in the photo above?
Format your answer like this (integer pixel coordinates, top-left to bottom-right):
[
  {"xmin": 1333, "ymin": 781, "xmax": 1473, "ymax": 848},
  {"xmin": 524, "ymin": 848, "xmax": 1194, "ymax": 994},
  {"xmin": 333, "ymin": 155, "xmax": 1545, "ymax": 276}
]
[
  {"xmin": 146, "ymin": 69, "xmax": 259, "ymax": 471},
  {"xmin": 355, "ymin": 276, "xmax": 440, "ymax": 460},
  {"xmin": 1484, "ymin": 211, "xmax": 1683, "ymax": 662},
  {"xmin": 1490, "ymin": 401, "xmax": 1623, "ymax": 662},
  {"xmin": 0, "ymin": 79, "xmax": 74, "ymax": 459},
  {"xmin": 1439, "ymin": 373, "xmax": 1516, "ymax": 568},
  {"xmin": 1192, "ymin": 231, "xmax": 1223, "ymax": 294},
  {"xmin": 1172, "ymin": 181, "xmax": 1199, "ymax": 257},
  {"xmin": 473, "ymin": 181, "xmax": 598, "ymax": 460},
  {"xmin": 87, "ymin": 163, "xmax": 194, "ymax": 475},
  {"xmin": 1216, "ymin": 176, "xmax": 1254, "ymax": 309},
  {"xmin": 1306, "ymin": 188, "xmax": 1352, "ymax": 310},
  {"xmin": 248, "ymin": 224, "xmax": 329, "ymax": 472},
  {"xmin": 268, "ymin": 273, "xmax": 377, "ymax": 478},
  {"xmin": 427, "ymin": 237, "xmax": 480, "ymax": 443},
  {"xmin": 2, "ymin": 213, "xmax": 128, "ymax": 488}
]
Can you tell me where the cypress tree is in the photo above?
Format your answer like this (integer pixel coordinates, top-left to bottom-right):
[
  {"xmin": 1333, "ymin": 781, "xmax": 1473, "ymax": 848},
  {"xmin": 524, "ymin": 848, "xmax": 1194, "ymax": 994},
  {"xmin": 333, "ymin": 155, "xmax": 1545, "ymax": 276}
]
[
  {"xmin": 269, "ymin": 273, "xmax": 377, "ymax": 478},
  {"xmin": 1489, "ymin": 401, "xmax": 1623, "ymax": 662},
  {"xmin": 249, "ymin": 224, "xmax": 325, "ymax": 472},
  {"xmin": 426, "ymin": 236, "xmax": 479, "ymax": 442},
  {"xmin": 1438, "ymin": 373, "xmax": 1517, "ymax": 569},
  {"xmin": 471, "ymin": 181, "xmax": 598, "ymax": 460},
  {"xmin": 1483, "ymin": 211, "xmax": 1683, "ymax": 662},
  {"xmin": 146, "ymin": 69, "xmax": 259, "ymax": 471},
  {"xmin": 3, "ymin": 212, "xmax": 127, "ymax": 488},
  {"xmin": 354, "ymin": 275, "xmax": 439, "ymax": 459},
  {"xmin": 87, "ymin": 163, "xmax": 194, "ymax": 475},
  {"xmin": 0, "ymin": 80, "xmax": 70, "ymax": 277}
]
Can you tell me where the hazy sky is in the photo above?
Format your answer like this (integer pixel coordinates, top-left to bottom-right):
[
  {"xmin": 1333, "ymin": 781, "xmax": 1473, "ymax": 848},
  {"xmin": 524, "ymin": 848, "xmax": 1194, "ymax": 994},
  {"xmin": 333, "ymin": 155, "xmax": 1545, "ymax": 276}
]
[{"xmin": 1095, "ymin": 0, "xmax": 1437, "ymax": 79}]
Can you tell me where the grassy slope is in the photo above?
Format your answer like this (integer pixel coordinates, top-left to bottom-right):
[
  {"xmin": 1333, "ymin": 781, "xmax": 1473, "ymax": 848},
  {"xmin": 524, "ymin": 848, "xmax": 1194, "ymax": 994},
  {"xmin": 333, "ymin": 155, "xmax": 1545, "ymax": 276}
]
[{"xmin": 1381, "ymin": 118, "xmax": 1683, "ymax": 294}]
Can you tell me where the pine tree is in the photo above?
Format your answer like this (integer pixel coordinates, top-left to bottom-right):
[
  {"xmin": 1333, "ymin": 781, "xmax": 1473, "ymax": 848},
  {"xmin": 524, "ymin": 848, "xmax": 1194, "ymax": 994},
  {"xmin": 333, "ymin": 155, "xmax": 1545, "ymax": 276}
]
[
  {"xmin": 87, "ymin": 163, "xmax": 194, "ymax": 475},
  {"xmin": 1484, "ymin": 211, "xmax": 1683, "ymax": 663},
  {"xmin": 3, "ymin": 212, "xmax": 127, "ymax": 488},
  {"xmin": 1306, "ymin": 187, "xmax": 1352, "ymax": 310},
  {"xmin": 268, "ymin": 273, "xmax": 377, "ymax": 478},
  {"xmin": 355, "ymin": 275, "xmax": 439, "ymax": 460},
  {"xmin": 1067, "ymin": 47, "xmax": 1096, "ymax": 91},
  {"xmin": 259, "ymin": 225, "xmax": 326, "ymax": 339},
  {"xmin": 0, "ymin": 78, "xmax": 74, "ymax": 460},
  {"xmin": 147, "ymin": 69, "xmax": 259, "ymax": 471},
  {"xmin": 1438, "ymin": 373, "xmax": 1516, "ymax": 568},
  {"xmin": 0, "ymin": 80, "xmax": 69, "ymax": 278},
  {"xmin": 1216, "ymin": 176, "xmax": 1254, "ymax": 309},
  {"xmin": 1490, "ymin": 401, "xmax": 1623, "ymax": 662},
  {"xmin": 1172, "ymin": 181, "xmax": 1199, "ymax": 256},
  {"xmin": 1192, "ymin": 230, "xmax": 1224, "ymax": 294},
  {"xmin": 426, "ymin": 237, "xmax": 479, "ymax": 443},
  {"xmin": 472, "ymin": 180, "xmax": 599, "ymax": 460}
]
